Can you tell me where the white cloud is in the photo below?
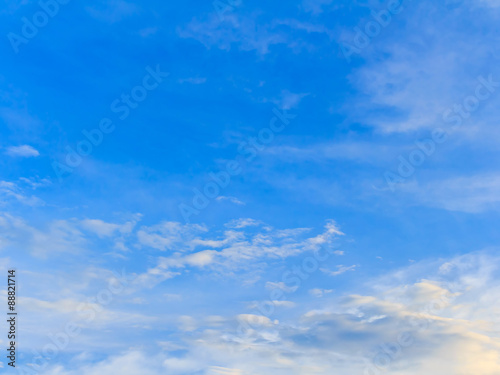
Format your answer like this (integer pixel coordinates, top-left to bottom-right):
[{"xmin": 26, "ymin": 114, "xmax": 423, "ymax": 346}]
[
  {"xmin": 178, "ymin": 13, "xmax": 287, "ymax": 55},
  {"xmin": 343, "ymin": 1, "xmax": 500, "ymax": 134},
  {"xmin": 19, "ymin": 177, "xmax": 51, "ymax": 189},
  {"xmin": 15, "ymin": 250, "xmax": 500, "ymax": 375},
  {"xmin": 80, "ymin": 220, "xmax": 123, "ymax": 238},
  {"xmin": 208, "ymin": 366, "xmax": 243, "ymax": 375},
  {"xmin": 263, "ymin": 141, "xmax": 409, "ymax": 165},
  {"xmin": 321, "ymin": 264, "xmax": 357, "ymax": 276},
  {"xmin": 0, "ymin": 180, "xmax": 44, "ymax": 206},
  {"xmin": 179, "ymin": 315, "xmax": 198, "ymax": 332},
  {"xmin": 224, "ymin": 218, "xmax": 260, "ymax": 229},
  {"xmin": 216, "ymin": 196, "xmax": 245, "ymax": 205},
  {"xmin": 10, "ymin": 216, "xmax": 498, "ymax": 374},
  {"xmin": 48, "ymin": 351, "xmax": 162, "ymax": 375},
  {"xmin": 5, "ymin": 144, "xmax": 39, "ymax": 157},
  {"xmin": 85, "ymin": 0, "xmax": 139, "ymax": 23},
  {"xmin": 237, "ymin": 314, "xmax": 274, "ymax": 327},
  {"xmin": 137, "ymin": 221, "xmax": 208, "ymax": 251},
  {"xmin": 178, "ymin": 13, "xmax": 333, "ymax": 55},
  {"xmin": 132, "ymin": 219, "xmax": 343, "ymax": 289},
  {"xmin": 266, "ymin": 281, "xmax": 298, "ymax": 293},
  {"xmin": 80, "ymin": 217, "xmax": 139, "ymax": 239},
  {"xmin": 273, "ymin": 90, "xmax": 309, "ymax": 110},
  {"xmin": 478, "ymin": 0, "xmax": 500, "ymax": 8},
  {"xmin": 0, "ymin": 214, "xmax": 85, "ymax": 258},
  {"xmin": 309, "ymin": 288, "xmax": 334, "ymax": 297},
  {"xmin": 163, "ymin": 293, "xmax": 182, "ymax": 301},
  {"xmin": 184, "ymin": 250, "xmax": 217, "ymax": 267},
  {"xmin": 409, "ymin": 173, "xmax": 500, "ymax": 213},
  {"xmin": 248, "ymin": 300, "xmax": 295, "ymax": 309}
]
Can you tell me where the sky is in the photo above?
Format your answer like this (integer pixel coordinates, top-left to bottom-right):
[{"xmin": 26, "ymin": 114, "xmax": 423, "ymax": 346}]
[{"xmin": 1, "ymin": 0, "xmax": 500, "ymax": 374}]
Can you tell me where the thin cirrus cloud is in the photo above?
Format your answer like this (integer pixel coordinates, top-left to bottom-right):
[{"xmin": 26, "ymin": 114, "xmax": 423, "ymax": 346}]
[
  {"xmin": 5, "ymin": 144, "xmax": 39, "ymax": 158},
  {"xmin": 320, "ymin": 264, "xmax": 357, "ymax": 276},
  {"xmin": 0, "ymin": 180, "xmax": 44, "ymax": 207},
  {"xmin": 396, "ymin": 173, "xmax": 500, "ymax": 213},
  {"xmin": 216, "ymin": 195, "xmax": 245, "ymax": 205},
  {"xmin": 178, "ymin": 11, "xmax": 334, "ymax": 54},
  {"xmin": 343, "ymin": 2, "xmax": 500, "ymax": 134}
]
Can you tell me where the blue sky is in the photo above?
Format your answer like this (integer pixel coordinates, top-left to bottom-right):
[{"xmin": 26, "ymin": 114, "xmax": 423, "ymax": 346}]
[{"xmin": 1, "ymin": 0, "xmax": 500, "ymax": 373}]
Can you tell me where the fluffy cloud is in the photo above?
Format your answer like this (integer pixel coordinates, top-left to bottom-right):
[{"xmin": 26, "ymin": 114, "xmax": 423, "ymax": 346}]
[
  {"xmin": 9, "ymin": 214, "xmax": 500, "ymax": 375},
  {"xmin": 133, "ymin": 219, "xmax": 343, "ymax": 288},
  {"xmin": 26, "ymin": 250, "xmax": 500, "ymax": 375}
]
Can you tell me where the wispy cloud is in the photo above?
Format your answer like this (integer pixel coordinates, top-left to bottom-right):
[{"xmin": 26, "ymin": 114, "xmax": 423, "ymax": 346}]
[
  {"xmin": 5, "ymin": 144, "xmax": 39, "ymax": 158},
  {"xmin": 133, "ymin": 219, "xmax": 343, "ymax": 288},
  {"xmin": 85, "ymin": 0, "xmax": 139, "ymax": 23},
  {"xmin": 343, "ymin": 2, "xmax": 500, "ymax": 134},
  {"xmin": 321, "ymin": 264, "xmax": 357, "ymax": 276},
  {"xmin": 216, "ymin": 195, "xmax": 245, "ymax": 205},
  {"xmin": 309, "ymin": 288, "xmax": 334, "ymax": 297},
  {"xmin": 178, "ymin": 12, "xmax": 333, "ymax": 54},
  {"xmin": 409, "ymin": 173, "xmax": 500, "ymax": 213},
  {"xmin": 0, "ymin": 180, "xmax": 44, "ymax": 206}
]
